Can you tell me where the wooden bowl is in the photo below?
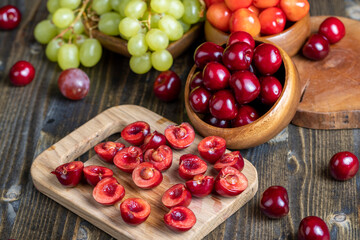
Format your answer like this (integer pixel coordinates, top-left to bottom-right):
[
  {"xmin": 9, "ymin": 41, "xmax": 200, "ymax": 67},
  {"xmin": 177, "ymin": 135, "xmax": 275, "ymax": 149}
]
[
  {"xmin": 84, "ymin": 22, "xmax": 203, "ymax": 58},
  {"xmin": 204, "ymin": 13, "xmax": 311, "ymax": 57},
  {"xmin": 184, "ymin": 39, "xmax": 301, "ymax": 149}
]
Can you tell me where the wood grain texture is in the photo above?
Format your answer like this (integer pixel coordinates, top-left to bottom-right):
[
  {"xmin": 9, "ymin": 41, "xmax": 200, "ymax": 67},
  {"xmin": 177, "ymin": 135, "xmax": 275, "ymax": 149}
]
[
  {"xmin": 31, "ymin": 105, "xmax": 258, "ymax": 240},
  {"xmin": 0, "ymin": 0, "xmax": 359, "ymax": 240},
  {"xmin": 292, "ymin": 16, "xmax": 360, "ymax": 129}
]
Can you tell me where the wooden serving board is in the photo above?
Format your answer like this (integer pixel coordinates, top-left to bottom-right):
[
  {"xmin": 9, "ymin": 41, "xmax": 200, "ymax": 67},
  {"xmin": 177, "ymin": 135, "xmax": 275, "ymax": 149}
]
[
  {"xmin": 30, "ymin": 105, "xmax": 258, "ymax": 240},
  {"xmin": 291, "ymin": 16, "xmax": 360, "ymax": 129}
]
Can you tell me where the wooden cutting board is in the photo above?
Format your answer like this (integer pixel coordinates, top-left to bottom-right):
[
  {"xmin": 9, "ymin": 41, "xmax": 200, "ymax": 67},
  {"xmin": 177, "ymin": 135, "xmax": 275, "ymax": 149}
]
[
  {"xmin": 30, "ymin": 105, "xmax": 258, "ymax": 240},
  {"xmin": 291, "ymin": 16, "xmax": 360, "ymax": 129}
]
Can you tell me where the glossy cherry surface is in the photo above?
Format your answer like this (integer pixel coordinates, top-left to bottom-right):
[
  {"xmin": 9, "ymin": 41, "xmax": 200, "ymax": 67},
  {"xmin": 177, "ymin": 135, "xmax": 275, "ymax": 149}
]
[
  {"xmin": 214, "ymin": 151, "xmax": 244, "ymax": 172},
  {"xmin": 329, "ymin": 151, "xmax": 359, "ymax": 181},
  {"xmin": 94, "ymin": 141, "xmax": 125, "ymax": 163},
  {"xmin": 178, "ymin": 154, "xmax": 208, "ymax": 180},
  {"xmin": 113, "ymin": 146, "xmax": 143, "ymax": 173},
  {"xmin": 186, "ymin": 174, "xmax": 215, "ymax": 198},
  {"xmin": 318, "ymin": 17, "xmax": 346, "ymax": 44},
  {"xmin": 9, "ymin": 60, "xmax": 35, "ymax": 86},
  {"xmin": 190, "ymin": 71, "xmax": 204, "ymax": 90},
  {"xmin": 164, "ymin": 206, "xmax": 196, "ymax": 232},
  {"xmin": 194, "ymin": 42, "xmax": 224, "ymax": 69},
  {"xmin": 302, "ymin": 34, "xmax": 330, "ymax": 60},
  {"xmin": 58, "ymin": 68, "xmax": 90, "ymax": 100},
  {"xmin": 230, "ymin": 70, "xmax": 260, "ymax": 105},
  {"xmin": 165, "ymin": 122, "xmax": 195, "ymax": 150},
  {"xmin": 121, "ymin": 121, "xmax": 150, "ymax": 146},
  {"xmin": 83, "ymin": 165, "xmax": 113, "ymax": 186},
  {"xmin": 204, "ymin": 114, "xmax": 230, "ymax": 128},
  {"xmin": 141, "ymin": 130, "xmax": 166, "ymax": 152},
  {"xmin": 153, "ymin": 70, "xmax": 181, "ymax": 102},
  {"xmin": 189, "ymin": 87, "xmax": 212, "ymax": 114},
  {"xmin": 259, "ymin": 76, "xmax": 283, "ymax": 105},
  {"xmin": 215, "ymin": 166, "xmax": 248, "ymax": 197},
  {"xmin": 227, "ymin": 31, "xmax": 255, "ymax": 49},
  {"xmin": 298, "ymin": 216, "xmax": 330, "ymax": 240},
  {"xmin": 260, "ymin": 186, "xmax": 289, "ymax": 219},
  {"xmin": 198, "ymin": 136, "xmax": 226, "ymax": 163},
  {"xmin": 223, "ymin": 42, "xmax": 253, "ymax": 71},
  {"xmin": 162, "ymin": 183, "xmax": 192, "ymax": 208},
  {"xmin": 231, "ymin": 105, "xmax": 260, "ymax": 127},
  {"xmin": 209, "ymin": 90, "xmax": 238, "ymax": 120},
  {"xmin": 0, "ymin": 5, "xmax": 21, "ymax": 30},
  {"xmin": 259, "ymin": 7, "xmax": 286, "ymax": 35},
  {"xmin": 253, "ymin": 43, "xmax": 282, "ymax": 75},
  {"xmin": 120, "ymin": 198, "xmax": 151, "ymax": 225},
  {"xmin": 144, "ymin": 145, "xmax": 173, "ymax": 172},
  {"xmin": 132, "ymin": 162, "xmax": 163, "ymax": 189},
  {"xmin": 92, "ymin": 177, "xmax": 125, "ymax": 205},
  {"xmin": 51, "ymin": 161, "xmax": 84, "ymax": 187},
  {"xmin": 203, "ymin": 62, "xmax": 230, "ymax": 91}
]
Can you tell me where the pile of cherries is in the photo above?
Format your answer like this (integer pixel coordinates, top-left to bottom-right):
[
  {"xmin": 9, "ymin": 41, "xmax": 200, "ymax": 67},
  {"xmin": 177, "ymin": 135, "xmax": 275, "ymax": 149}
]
[
  {"xmin": 189, "ymin": 31, "xmax": 283, "ymax": 128},
  {"xmin": 302, "ymin": 16, "xmax": 346, "ymax": 60},
  {"xmin": 51, "ymin": 121, "xmax": 249, "ymax": 231}
]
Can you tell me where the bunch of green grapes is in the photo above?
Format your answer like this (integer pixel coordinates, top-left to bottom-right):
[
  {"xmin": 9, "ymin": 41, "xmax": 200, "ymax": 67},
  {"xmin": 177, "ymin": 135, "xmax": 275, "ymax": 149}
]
[
  {"xmin": 95, "ymin": 0, "xmax": 204, "ymax": 74},
  {"xmin": 34, "ymin": 0, "xmax": 102, "ymax": 70}
]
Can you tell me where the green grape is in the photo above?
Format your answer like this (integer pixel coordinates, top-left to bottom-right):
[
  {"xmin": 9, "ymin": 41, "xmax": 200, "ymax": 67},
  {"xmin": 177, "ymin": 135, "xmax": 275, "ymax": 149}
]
[
  {"xmin": 178, "ymin": 19, "xmax": 191, "ymax": 32},
  {"xmin": 151, "ymin": 49, "xmax": 173, "ymax": 71},
  {"xmin": 182, "ymin": 0, "xmax": 201, "ymax": 24},
  {"xmin": 150, "ymin": 0, "xmax": 170, "ymax": 13},
  {"xmin": 34, "ymin": 19, "xmax": 58, "ymax": 44},
  {"xmin": 45, "ymin": 38, "xmax": 64, "ymax": 62},
  {"xmin": 58, "ymin": 28, "xmax": 72, "ymax": 39},
  {"xmin": 129, "ymin": 52, "xmax": 152, "ymax": 74},
  {"xmin": 59, "ymin": 0, "xmax": 81, "ymax": 10},
  {"xmin": 158, "ymin": 15, "xmax": 183, "ymax": 41},
  {"xmin": 145, "ymin": 29, "xmax": 169, "ymax": 51},
  {"xmin": 98, "ymin": 12, "xmax": 121, "ymax": 36},
  {"xmin": 47, "ymin": 14, "xmax": 53, "ymax": 20},
  {"xmin": 58, "ymin": 43, "xmax": 80, "ymax": 70},
  {"xmin": 52, "ymin": 8, "xmax": 75, "ymax": 29},
  {"xmin": 79, "ymin": 39, "xmax": 102, "ymax": 67},
  {"xmin": 47, "ymin": 0, "xmax": 60, "ymax": 14},
  {"xmin": 73, "ymin": 20, "xmax": 84, "ymax": 34},
  {"xmin": 118, "ymin": 0, "xmax": 131, "ymax": 18},
  {"xmin": 111, "ymin": 0, "xmax": 121, "ymax": 11},
  {"xmin": 166, "ymin": 0, "xmax": 184, "ymax": 20},
  {"xmin": 92, "ymin": 0, "xmax": 112, "ymax": 15},
  {"xmin": 119, "ymin": 17, "xmax": 141, "ymax": 39},
  {"xmin": 74, "ymin": 34, "xmax": 88, "ymax": 47},
  {"xmin": 127, "ymin": 34, "xmax": 148, "ymax": 56},
  {"xmin": 125, "ymin": 0, "xmax": 147, "ymax": 19},
  {"xmin": 142, "ymin": 12, "xmax": 162, "ymax": 28}
]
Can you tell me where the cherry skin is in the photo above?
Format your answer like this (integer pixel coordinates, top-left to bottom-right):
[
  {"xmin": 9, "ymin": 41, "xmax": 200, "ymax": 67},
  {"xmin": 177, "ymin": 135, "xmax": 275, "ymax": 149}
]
[
  {"xmin": 206, "ymin": 2, "xmax": 232, "ymax": 32},
  {"xmin": 259, "ymin": 7, "xmax": 287, "ymax": 35},
  {"xmin": 224, "ymin": 0, "xmax": 252, "ymax": 11},
  {"xmin": 197, "ymin": 136, "xmax": 226, "ymax": 163},
  {"xmin": 162, "ymin": 183, "xmax": 192, "ymax": 209},
  {"xmin": 253, "ymin": 0, "xmax": 280, "ymax": 9},
  {"xmin": 204, "ymin": 114, "xmax": 231, "ymax": 128},
  {"xmin": 83, "ymin": 165, "xmax": 113, "ymax": 186},
  {"xmin": 51, "ymin": 161, "xmax": 84, "ymax": 187},
  {"xmin": 121, "ymin": 121, "xmax": 150, "ymax": 146},
  {"xmin": 229, "ymin": 70, "xmax": 260, "ymax": 105},
  {"xmin": 120, "ymin": 198, "xmax": 151, "ymax": 225},
  {"xmin": 302, "ymin": 34, "xmax": 330, "ymax": 61},
  {"xmin": 231, "ymin": 105, "xmax": 259, "ymax": 127},
  {"xmin": 186, "ymin": 174, "xmax": 215, "ymax": 198},
  {"xmin": 298, "ymin": 216, "xmax": 330, "ymax": 240},
  {"xmin": 253, "ymin": 43, "xmax": 282, "ymax": 75},
  {"xmin": 229, "ymin": 8, "xmax": 261, "ymax": 37},
  {"xmin": 319, "ymin": 16, "xmax": 346, "ymax": 44},
  {"xmin": 223, "ymin": 42, "xmax": 254, "ymax": 71},
  {"xmin": 164, "ymin": 206, "xmax": 196, "ymax": 232},
  {"xmin": 260, "ymin": 186, "xmax": 289, "ymax": 219},
  {"xmin": 0, "ymin": 5, "xmax": 21, "ymax": 30},
  {"xmin": 189, "ymin": 87, "xmax": 212, "ymax": 114},
  {"xmin": 203, "ymin": 62, "xmax": 230, "ymax": 91},
  {"xmin": 190, "ymin": 71, "xmax": 203, "ymax": 90},
  {"xmin": 9, "ymin": 60, "xmax": 35, "ymax": 86},
  {"xmin": 329, "ymin": 151, "xmax": 359, "ymax": 181},
  {"xmin": 209, "ymin": 90, "xmax": 238, "ymax": 120},
  {"xmin": 58, "ymin": 68, "xmax": 90, "ymax": 100},
  {"xmin": 141, "ymin": 130, "xmax": 166, "ymax": 152},
  {"xmin": 164, "ymin": 122, "xmax": 195, "ymax": 150},
  {"xmin": 214, "ymin": 151, "xmax": 245, "ymax": 172},
  {"xmin": 280, "ymin": 0, "xmax": 310, "ymax": 22},
  {"xmin": 227, "ymin": 31, "xmax": 255, "ymax": 49},
  {"xmin": 194, "ymin": 42, "xmax": 224, "ymax": 69},
  {"xmin": 153, "ymin": 70, "xmax": 181, "ymax": 102},
  {"xmin": 259, "ymin": 76, "xmax": 283, "ymax": 105}
]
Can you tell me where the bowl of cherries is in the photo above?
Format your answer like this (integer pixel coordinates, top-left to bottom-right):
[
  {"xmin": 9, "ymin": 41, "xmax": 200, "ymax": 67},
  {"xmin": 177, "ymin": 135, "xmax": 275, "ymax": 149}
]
[{"xmin": 184, "ymin": 31, "xmax": 301, "ymax": 149}]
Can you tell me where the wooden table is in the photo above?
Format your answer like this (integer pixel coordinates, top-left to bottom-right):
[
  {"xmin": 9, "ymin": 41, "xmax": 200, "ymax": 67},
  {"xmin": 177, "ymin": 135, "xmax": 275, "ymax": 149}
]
[{"xmin": 0, "ymin": 0, "xmax": 359, "ymax": 239}]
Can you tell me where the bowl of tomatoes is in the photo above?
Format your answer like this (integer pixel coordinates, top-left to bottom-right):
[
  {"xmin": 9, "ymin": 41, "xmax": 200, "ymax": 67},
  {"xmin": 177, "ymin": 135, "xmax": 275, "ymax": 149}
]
[{"xmin": 204, "ymin": 0, "xmax": 311, "ymax": 56}]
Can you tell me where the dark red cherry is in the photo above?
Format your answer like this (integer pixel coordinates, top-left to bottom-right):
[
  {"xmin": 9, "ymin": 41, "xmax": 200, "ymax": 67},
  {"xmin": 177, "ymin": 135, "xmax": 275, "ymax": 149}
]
[
  {"xmin": 319, "ymin": 17, "xmax": 345, "ymax": 44},
  {"xmin": 329, "ymin": 151, "xmax": 359, "ymax": 181},
  {"xmin": 203, "ymin": 62, "xmax": 230, "ymax": 91},
  {"xmin": 298, "ymin": 216, "xmax": 330, "ymax": 240},
  {"xmin": 302, "ymin": 34, "xmax": 330, "ymax": 61},
  {"xmin": 190, "ymin": 71, "xmax": 204, "ymax": 90},
  {"xmin": 223, "ymin": 42, "xmax": 253, "ymax": 71},
  {"xmin": 227, "ymin": 31, "xmax": 255, "ymax": 49},
  {"xmin": 204, "ymin": 114, "xmax": 230, "ymax": 128},
  {"xmin": 194, "ymin": 42, "xmax": 224, "ymax": 69},
  {"xmin": 9, "ymin": 60, "xmax": 36, "ymax": 86},
  {"xmin": 229, "ymin": 70, "xmax": 260, "ymax": 105},
  {"xmin": 209, "ymin": 90, "xmax": 238, "ymax": 120},
  {"xmin": 259, "ymin": 76, "xmax": 282, "ymax": 105},
  {"xmin": 260, "ymin": 186, "xmax": 289, "ymax": 219},
  {"xmin": 231, "ymin": 105, "xmax": 259, "ymax": 127},
  {"xmin": 253, "ymin": 43, "xmax": 282, "ymax": 75},
  {"xmin": 153, "ymin": 70, "xmax": 181, "ymax": 102},
  {"xmin": 189, "ymin": 87, "xmax": 212, "ymax": 114},
  {"xmin": 0, "ymin": 5, "xmax": 21, "ymax": 30}
]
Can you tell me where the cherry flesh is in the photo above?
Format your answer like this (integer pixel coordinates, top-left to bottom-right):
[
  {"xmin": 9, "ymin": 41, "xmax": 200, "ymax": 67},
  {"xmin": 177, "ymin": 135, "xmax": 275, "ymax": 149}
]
[
  {"xmin": 83, "ymin": 165, "xmax": 114, "ymax": 186},
  {"xmin": 253, "ymin": 43, "xmax": 282, "ymax": 75},
  {"xmin": 141, "ymin": 130, "xmax": 166, "ymax": 152},
  {"xmin": 229, "ymin": 70, "xmax": 260, "ymax": 105},
  {"xmin": 231, "ymin": 105, "xmax": 260, "ymax": 127},
  {"xmin": 92, "ymin": 177, "xmax": 125, "ymax": 205},
  {"xmin": 197, "ymin": 136, "xmax": 226, "ymax": 163},
  {"xmin": 223, "ymin": 42, "xmax": 254, "ymax": 71},
  {"xmin": 9, "ymin": 60, "xmax": 35, "ymax": 86},
  {"xmin": 215, "ymin": 166, "xmax": 248, "ymax": 197},
  {"xmin": 204, "ymin": 114, "xmax": 230, "ymax": 128},
  {"xmin": 194, "ymin": 42, "xmax": 224, "ymax": 69},
  {"xmin": 162, "ymin": 183, "xmax": 192, "ymax": 209},
  {"xmin": 302, "ymin": 34, "xmax": 330, "ymax": 61},
  {"xmin": 132, "ymin": 162, "xmax": 163, "ymax": 189},
  {"xmin": 260, "ymin": 186, "xmax": 289, "ymax": 219},
  {"xmin": 209, "ymin": 90, "xmax": 238, "ymax": 120},
  {"xmin": 144, "ymin": 145, "xmax": 173, "ymax": 171},
  {"xmin": 298, "ymin": 216, "xmax": 330, "ymax": 240},
  {"xmin": 189, "ymin": 86, "xmax": 212, "ymax": 114},
  {"xmin": 164, "ymin": 122, "xmax": 195, "ymax": 150},
  {"xmin": 259, "ymin": 76, "xmax": 283, "ymax": 105},
  {"xmin": 227, "ymin": 31, "xmax": 255, "ymax": 49},
  {"xmin": 318, "ymin": 17, "xmax": 346, "ymax": 44},
  {"xmin": 178, "ymin": 154, "xmax": 208, "ymax": 180},
  {"xmin": 58, "ymin": 68, "xmax": 90, "ymax": 100},
  {"xmin": 185, "ymin": 174, "xmax": 215, "ymax": 198},
  {"xmin": 121, "ymin": 121, "xmax": 150, "ymax": 146},
  {"xmin": 51, "ymin": 161, "xmax": 84, "ymax": 187},
  {"xmin": 120, "ymin": 198, "xmax": 151, "ymax": 225},
  {"xmin": 329, "ymin": 151, "xmax": 359, "ymax": 181},
  {"xmin": 94, "ymin": 141, "xmax": 125, "ymax": 163},
  {"xmin": 214, "ymin": 151, "xmax": 244, "ymax": 172},
  {"xmin": 203, "ymin": 62, "xmax": 230, "ymax": 91},
  {"xmin": 164, "ymin": 206, "xmax": 196, "ymax": 232},
  {"xmin": 190, "ymin": 71, "xmax": 204, "ymax": 90},
  {"xmin": 0, "ymin": 5, "xmax": 21, "ymax": 30},
  {"xmin": 113, "ymin": 146, "xmax": 143, "ymax": 173},
  {"xmin": 153, "ymin": 70, "xmax": 181, "ymax": 102}
]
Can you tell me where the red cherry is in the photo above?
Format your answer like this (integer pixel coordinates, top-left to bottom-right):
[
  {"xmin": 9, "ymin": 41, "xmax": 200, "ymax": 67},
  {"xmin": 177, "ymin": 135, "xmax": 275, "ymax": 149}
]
[
  {"xmin": 140, "ymin": 130, "xmax": 166, "ymax": 152},
  {"xmin": 259, "ymin": 76, "xmax": 283, "ymax": 105},
  {"xmin": 120, "ymin": 198, "xmax": 151, "ymax": 225},
  {"xmin": 132, "ymin": 162, "xmax": 163, "ymax": 189},
  {"xmin": 164, "ymin": 122, "xmax": 195, "ymax": 150},
  {"xmin": 214, "ymin": 151, "xmax": 244, "ymax": 172},
  {"xmin": 51, "ymin": 161, "xmax": 84, "ymax": 187},
  {"xmin": 204, "ymin": 114, "xmax": 230, "ymax": 128},
  {"xmin": 253, "ymin": 43, "xmax": 282, "ymax": 75},
  {"xmin": 94, "ymin": 141, "xmax": 125, "ymax": 163},
  {"xmin": 302, "ymin": 34, "xmax": 330, "ymax": 61},
  {"xmin": 224, "ymin": 0, "xmax": 252, "ymax": 11},
  {"xmin": 113, "ymin": 146, "xmax": 143, "ymax": 173},
  {"xmin": 58, "ymin": 68, "xmax": 90, "ymax": 100},
  {"xmin": 161, "ymin": 183, "xmax": 192, "ymax": 208},
  {"xmin": 153, "ymin": 70, "xmax": 181, "ymax": 102},
  {"xmin": 231, "ymin": 105, "xmax": 259, "ymax": 127},
  {"xmin": 298, "ymin": 216, "xmax": 330, "ymax": 240},
  {"xmin": 194, "ymin": 42, "xmax": 224, "ymax": 69},
  {"xmin": 164, "ymin": 206, "xmax": 196, "ymax": 232},
  {"xmin": 178, "ymin": 154, "xmax": 208, "ymax": 180},
  {"xmin": 223, "ymin": 42, "xmax": 254, "ymax": 71},
  {"xmin": 9, "ymin": 60, "xmax": 35, "ymax": 86},
  {"xmin": 329, "ymin": 151, "xmax": 359, "ymax": 181},
  {"xmin": 227, "ymin": 31, "xmax": 255, "ymax": 49},
  {"xmin": 197, "ymin": 136, "xmax": 226, "ymax": 163},
  {"xmin": 229, "ymin": 70, "xmax": 260, "ymax": 105},
  {"xmin": 83, "ymin": 165, "xmax": 113, "ymax": 186},
  {"xmin": 206, "ymin": 2, "xmax": 231, "ymax": 32},
  {"xmin": 203, "ymin": 62, "xmax": 230, "ymax": 91},
  {"xmin": 189, "ymin": 87, "xmax": 212, "ymax": 114},
  {"xmin": 92, "ymin": 177, "xmax": 125, "ymax": 205},
  {"xmin": 185, "ymin": 174, "xmax": 215, "ymax": 198},
  {"xmin": 209, "ymin": 90, "xmax": 238, "ymax": 120},
  {"xmin": 189, "ymin": 71, "xmax": 204, "ymax": 90},
  {"xmin": 214, "ymin": 166, "xmax": 248, "ymax": 197},
  {"xmin": 259, "ymin": 7, "xmax": 287, "ymax": 35},
  {"xmin": 260, "ymin": 186, "xmax": 289, "ymax": 218},
  {"xmin": 319, "ymin": 17, "xmax": 346, "ymax": 44},
  {"xmin": 121, "ymin": 121, "xmax": 150, "ymax": 146},
  {"xmin": 0, "ymin": 5, "xmax": 21, "ymax": 30},
  {"xmin": 144, "ymin": 145, "xmax": 173, "ymax": 172}
]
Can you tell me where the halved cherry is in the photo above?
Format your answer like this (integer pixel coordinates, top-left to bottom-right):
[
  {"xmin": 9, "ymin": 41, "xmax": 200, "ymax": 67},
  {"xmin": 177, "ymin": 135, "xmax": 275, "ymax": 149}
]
[
  {"xmin": 132, "ymin": 162, "xmax": 163, "ymax": 189},
  {"xmin": 198, "ymin": 136, "xmax": 226, "ymax": 163},
  {"xmin": 140, "ymin": 131, "xmax": 166, "ymax": 152},
  {"xmin": 185, "ymin": 174, "xmax": 214, "ymax": 198},
  {"xmin": 121, "ymin": 121, "xmax": 150, "ymax": 146},
  {"xmin": 120, "ymin": 198, "xmax": 151, "ymax": 225},
  {"xmin": 214, "ymin": 151, "xmax": 245, "ymax": 172},
  {"xmin": 51, "ymin": 161, "xmax": 84, "ymax": 187},
  {"xmin": 113, "ymin": 146, "xmax": 143, "ymax": 173},
  {"xmin": 179, "ymin": 154, "xmax": 208, "ymax": 180},
  {"xmin": 94, "ymin": 141, "xmax": 125, "ymax": 163},
  {"xmin": 164, "ymin": 206, "xmax": 196, "ymax": 232},
  {"xmin": 215, "ymin": 166, "xmax": 248, "ymax": 197},
  {"xmin": 165, "ymin": 122, "xmax": 195, "ymax": 150},
  {"xmin": 83, "ymin": 165, "xmax": 113, "ymax": 186},
  {"xmin": 92, "ymin": 177, "xmax": 125, "ymax": 205},
  {"xmin": 161, "ymin": 183, "xmax": 192, "ymax": 209},
  {"xmin": 144, "ymin": 145, "xmax": 173, "ymax": 171}
]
